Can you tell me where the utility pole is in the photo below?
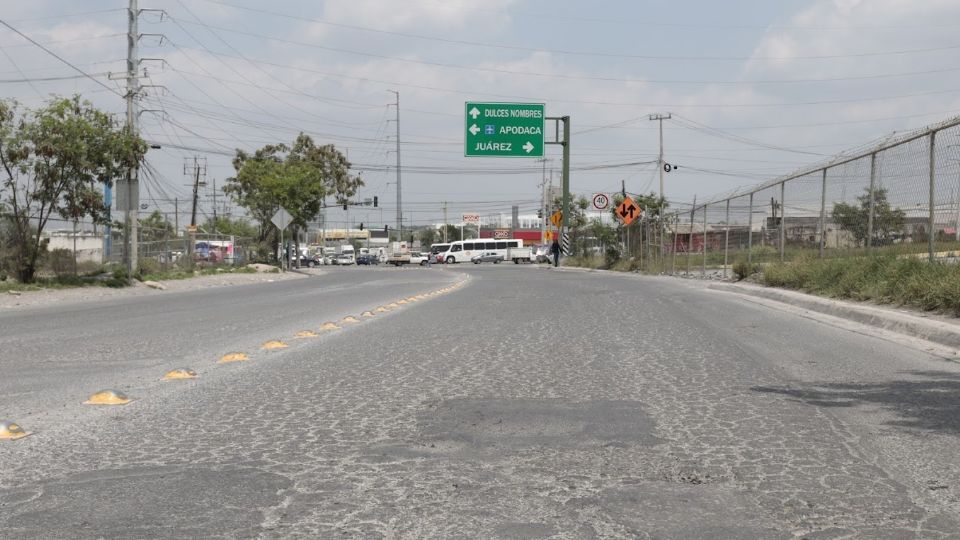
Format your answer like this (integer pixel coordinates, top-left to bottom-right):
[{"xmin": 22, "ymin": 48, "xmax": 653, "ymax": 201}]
[
  {"xmin": 648, "ymin": 113, "xmax": 672, "ymax": 200},
  {"xmin": 650, "ymin": 113, "xmax": 671, "ymax": 266},
  {"xmin": 538, "ymin": 158, "xmax": 550, "ymax": 244},
  {"xmin": 123, "ymin": 0, "xmax": 140, "ymax": 275},
  {"xmin": 443, "ymin": 202, "xmax": 448, "ymax": 243},
  {"xmin": 184, "ymin": 157, "xmax": 206, "ymax": 257},
  {"xmin": 185, "ymin": 157, "xmax": 207, "ymax": 228},
  {"xmin": 211, "ymin": 177, "xmax": 217, "ymax": 233},
  {"xmin": 173, "ymin": 197, "xmax": 178, "ymax": 231},
  {"xmin": 388, "ymin": 90, "xmax": 401, "ymax": 243}
]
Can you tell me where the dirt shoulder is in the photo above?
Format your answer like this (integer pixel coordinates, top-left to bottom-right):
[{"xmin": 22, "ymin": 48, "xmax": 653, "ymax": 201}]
[{"xmin": 0, "ymin": 268, "xmax": 315, "ymax": 310}]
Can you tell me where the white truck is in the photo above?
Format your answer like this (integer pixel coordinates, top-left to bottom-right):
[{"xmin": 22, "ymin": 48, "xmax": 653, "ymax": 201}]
[
  {"xmin": 335, "ymin": 244, "xmax": 355, "ymax": 265},
  {"xmin": 386, "ymin": 241, "xmax": 411, "ymax": 266},
  {"xmin": 508, "ymin": 247, "xmax": 533, "ymax": 264}
]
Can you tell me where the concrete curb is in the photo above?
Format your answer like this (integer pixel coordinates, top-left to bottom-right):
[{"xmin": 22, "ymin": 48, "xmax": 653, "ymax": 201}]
[{"xmin": 709, "ymin": 282, "xmax": 960, "ymax": 350}]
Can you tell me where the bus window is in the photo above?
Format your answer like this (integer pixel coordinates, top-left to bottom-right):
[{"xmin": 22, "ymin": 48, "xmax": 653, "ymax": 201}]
[
  {"xmin": 508, "ymin": 240, "xmax": 520, "ymax": 248},
  {"xmin": 451, "ymin": 244, "xmax": 462, "ymax": 252},
  {"xmin": 464, "ymin": 242, "xmax": 475, "ymax": 250},
  {"xmin": 486, "ymin": 242, "xmax": 497, "ymax": 250},
  {"xmin": 496, "ymin": 241, "xmax": 508, "ymax": 249}
]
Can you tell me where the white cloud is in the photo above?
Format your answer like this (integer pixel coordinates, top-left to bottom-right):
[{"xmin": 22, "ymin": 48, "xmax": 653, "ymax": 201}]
[{"xmin": 322, "ymin": 0, "xmax": 517, "ymax": 31}]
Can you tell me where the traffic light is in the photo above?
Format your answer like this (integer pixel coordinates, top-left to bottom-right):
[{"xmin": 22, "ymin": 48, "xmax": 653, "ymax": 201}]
[
  {"xmin": 359, "ymin": 223, "xmax": 364, "ymax": 231},
  {"xmin": 343, "ymin": 203, "xmax": 348, "ymax": 210},
  {"xmin": 384, "ymin": 225, "xmax": 389, "ymax": 233},
  {"xmin": 537, "ymin": 209, "xmax": 543, "ymax": 219},
  {"xmin": 373, "ymin": 196, "xmax": 378, "ymax": 207}
]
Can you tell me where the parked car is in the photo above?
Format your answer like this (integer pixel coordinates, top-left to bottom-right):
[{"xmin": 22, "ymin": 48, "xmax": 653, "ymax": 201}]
[
  {"xmin": 356, "ymin": 254, "xmax": 380, "ymax": 265},
  {"xmin": 471, "ymin": 251, "xmax": 504, "ymax": 264},
  {"xmin": 337, "ymin": 254, "xmax": 355, "ymax": 265}
]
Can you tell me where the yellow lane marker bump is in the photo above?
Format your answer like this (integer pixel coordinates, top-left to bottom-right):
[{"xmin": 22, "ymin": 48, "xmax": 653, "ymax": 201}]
[
  {"xmin": 218, "ymin": 352, "xmax": 249, "ymax": 363},
  {"xmin": 342, "ymin": 316, "xmax": 360, "ymax": 324},
  {"xmin": 295, "ymin": 330, "xmax": 319, "ymax": 338},
  {"xmin": 261, "ymin": 340, "xmax": 289, "ymax": 350},
  {"xmin": 361, "ymin": 311, "xmax": 375, "ymax": 318},
  {"xmin": 163, "ymin": 368, "xmax": 197, "ymax": 380},
  {"xmin": 397, "ymin": 299, "xmax": 409, "ymax": 305},
  {"xmin": 321, "ymin": 322, "xmax": 341, "ymax": 331},
  {"xmin": 375, "ymin": 306, "xmax": 389, "ymax": 313},
  {"xmin": 84, "ymin": 389, "xmax": 133, "ymax": 406},
  {"xmin": 386, "ymin": 303, "xmax": 399, "ymax": 308},
  {"xmin": 0, "ymin": 421, "xmax": 30, "ymax": 440},
  {"xmin": 407, "ymin": 297, "xmax": 419, "ymax": 302}
]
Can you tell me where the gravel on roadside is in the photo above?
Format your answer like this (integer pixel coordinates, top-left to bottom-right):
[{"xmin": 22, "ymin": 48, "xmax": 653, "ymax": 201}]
[{"xmin": 0, "ymin": 268, "xmax": 314, "ymax": 310}]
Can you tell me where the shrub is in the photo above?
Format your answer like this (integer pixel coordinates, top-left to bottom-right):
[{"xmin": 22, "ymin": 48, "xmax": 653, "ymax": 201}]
[
  {"xmin": 138, "ymin": 257, "xmax": 161, "ymax": 277},
  {"xmin": 732, "ymin": 259, "xmax": 760, "ymax": 281},
  {"xmin": 47, "ymin": 248, "xmax": 75, "ymax": 278}
]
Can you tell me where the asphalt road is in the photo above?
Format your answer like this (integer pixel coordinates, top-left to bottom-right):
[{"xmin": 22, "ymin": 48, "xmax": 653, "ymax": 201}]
[{"xmin": 2, "ymin": 264, "xmax": 960, "ymax": 538}]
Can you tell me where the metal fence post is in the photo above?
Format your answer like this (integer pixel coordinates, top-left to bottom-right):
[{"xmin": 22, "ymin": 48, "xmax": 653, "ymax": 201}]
[
  {"xmin": 929, "ymin": 131, "xmax": 937, "ymax": 261},
  {"xmin": 687, "ymin": 202, "xmax": 695, "ymax": 276},
  {"xmin": 702, "ymin": 202, "xmax": 708, "ymax": 277},
  {"xmin": 819, "ymin": 168, "xmax": 827, "ymax": 258},
  {"xmin": 866, "ymin": 153, "xmax": 877, "ymax": 251},
  {"xmin": 779, "ymin": 181, "xmax": 786, "ymax": 262},
  {"xmin": 724, "ymin": 198, "xmax": 730, "ymax": 278},
  {"xmin": 747, "ymin": 192, "xmax": 754, "ymax": 265},
  {"xmin": 671, "ymin": 213, "xmax": 679, "ymax": 275}
]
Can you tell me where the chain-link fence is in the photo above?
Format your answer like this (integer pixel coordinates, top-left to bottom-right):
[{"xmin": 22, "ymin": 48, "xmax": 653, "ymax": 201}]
[{"xmin": 647, "ymin": 115, "xmax": 960, "ymax": 277}]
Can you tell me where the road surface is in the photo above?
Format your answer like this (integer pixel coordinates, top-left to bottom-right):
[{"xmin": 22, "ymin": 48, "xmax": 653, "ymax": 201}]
[{"xmin": 2, "ymin": 265, "xmax": 959, "ymax": 538}]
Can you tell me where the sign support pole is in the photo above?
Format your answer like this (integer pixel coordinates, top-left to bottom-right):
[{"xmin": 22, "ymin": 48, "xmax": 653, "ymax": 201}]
[{"xmin": 545, "ymin": 116, "xmax": 570, "ymax": 254}]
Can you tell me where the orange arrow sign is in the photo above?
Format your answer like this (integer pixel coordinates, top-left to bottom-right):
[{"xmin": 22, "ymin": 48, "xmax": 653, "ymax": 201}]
[{"xmin": 616, "ymin": 197, "xmax": 641, "ymax": 226}]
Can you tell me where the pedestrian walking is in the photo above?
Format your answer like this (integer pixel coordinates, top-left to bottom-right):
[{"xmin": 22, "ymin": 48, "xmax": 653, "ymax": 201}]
[{"xmin": 550, "ymin": 239, "xmax": 561, "ymax": 268}]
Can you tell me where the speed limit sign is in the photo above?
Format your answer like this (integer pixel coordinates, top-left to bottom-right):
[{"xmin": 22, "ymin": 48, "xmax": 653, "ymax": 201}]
[{"xmin": 592, "ymin": 193, "xmax": 610, "ymax": 210}]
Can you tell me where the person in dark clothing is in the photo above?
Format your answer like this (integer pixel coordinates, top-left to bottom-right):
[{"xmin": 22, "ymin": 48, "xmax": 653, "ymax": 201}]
[{"xmin": 550, "ymin": 239, "xmax": 561, "ymax": 267}]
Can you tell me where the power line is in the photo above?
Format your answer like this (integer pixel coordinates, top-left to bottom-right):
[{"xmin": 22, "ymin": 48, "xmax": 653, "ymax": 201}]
[
  {"xmin": 194, "ymin": 0, "xmax": 960, "ymax": 60},
  {"xmin": 167, "ymin": 16, "xmax": 960, "ymax": 85},
  {"xmin": 160, "ymin": 43, "xmax": 960, "ymax": 109},
  {"xmin": 0, "ymin": 18, "xmax": 123, "ymax": 97}
]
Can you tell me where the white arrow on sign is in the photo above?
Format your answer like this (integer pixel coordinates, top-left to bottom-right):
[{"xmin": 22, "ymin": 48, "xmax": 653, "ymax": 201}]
[
  {"xmin": 469, "ymin": 124, "xmax": 480, "ymax": 136},
  {"xmin": 469, "ymin": 107, "xmax": 480, "ymax": 119},
  {"xmin": 522, "ymin": 141, "xmax": 534, "ymax": 153}
]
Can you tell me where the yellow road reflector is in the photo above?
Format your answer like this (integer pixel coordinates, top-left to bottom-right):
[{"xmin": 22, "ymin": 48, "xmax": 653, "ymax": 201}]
[
  {"xmin": 84, "ymin": 389, "xmax": 132, "ymax": 406},
  {"xmin": 321, "ymin": 322, "xmax": 341, "ymax": 331},
  {"xmin": 361, "ymin": 311, "xmax": 375, "ymax": 318},
  {"xmin": 218, "ymin": 352, "xmax": 249, "ymax": 363},
  {"xmin": 406, "ymin": 297, "xmax": 419, "ymax": 302},
  {"xmin": 397, "ymin": 299, "xmax": 409, "ymax": 305},
  {"xmin": 0, "ymin": 421, "xmax": 30, "ymax": 440},
  {"xmin": 386, "ymin": 303, "xmax": 399, "ymax": 308},
  {"xmin": 163, "ymin": 368, "xmax": 197, "ymax": 380},
  {"xmin": 375, "ymin": 306, "xmax": 389, "ymax": 313},
  {"xmin": 342, "ymin": 316, "xmax": 360, "ymax": 324},
  {"xmin": 295, "ymin": 330, "xmax": 318, "ymax": 338},
  {"xmin": 261, "ymin": 340, "xmax": 289, "ymax": 350}
]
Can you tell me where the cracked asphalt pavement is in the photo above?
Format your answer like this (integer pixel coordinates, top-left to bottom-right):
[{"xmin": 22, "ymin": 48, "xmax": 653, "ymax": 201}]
[{"xmin": 2, "ymin": 265, "xmax": 960, "ymax": 538}]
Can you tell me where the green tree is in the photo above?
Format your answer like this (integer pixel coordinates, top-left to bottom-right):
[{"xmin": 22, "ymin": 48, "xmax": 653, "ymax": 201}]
[
  {"xmin": 438, "ymin": 224, "xmax": 460, "ymax": 243},
  {"xmin": 0, "ymin": 97, "xmax": 145, "ymax": 282},
  {"xmin": 418, "ymin": 226, "xmax": 437, "ymax": 248},
  {"xmin": 831, "ymin": 187, "xmax": 905, "ymax": 247},
  {"xmin": 140, "ymin": 210, "xmax": 175, "ymax": 242},
  {"xmin": 202, "ymin": 216, "xmax": 257, "ymax": 238},
  {"xmin": 225, "ymin": 133, "xmax": 363, "ymax": 261}
]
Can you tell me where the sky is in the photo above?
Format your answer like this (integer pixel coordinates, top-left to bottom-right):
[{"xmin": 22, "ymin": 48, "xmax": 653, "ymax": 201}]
[{"xmin": 3, "ymin": 0, "xmax": 960, "ymax": 230}]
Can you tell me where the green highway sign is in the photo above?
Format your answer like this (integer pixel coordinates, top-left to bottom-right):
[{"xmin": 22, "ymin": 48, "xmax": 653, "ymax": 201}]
[{"xmin": 464, "ymin": 102, "xmax": 545, "ymax": 157}]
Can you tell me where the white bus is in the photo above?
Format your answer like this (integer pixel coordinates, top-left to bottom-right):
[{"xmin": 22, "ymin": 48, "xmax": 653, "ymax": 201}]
[{"xmin": 438, "ymin": 238, "xmax": 524, "ymax": 263}]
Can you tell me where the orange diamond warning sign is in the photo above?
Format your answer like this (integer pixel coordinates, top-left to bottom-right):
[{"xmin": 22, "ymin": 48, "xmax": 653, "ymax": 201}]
[{"xmin": 616, "ymin": 197, "xmax": 641, "ymax": 226}]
